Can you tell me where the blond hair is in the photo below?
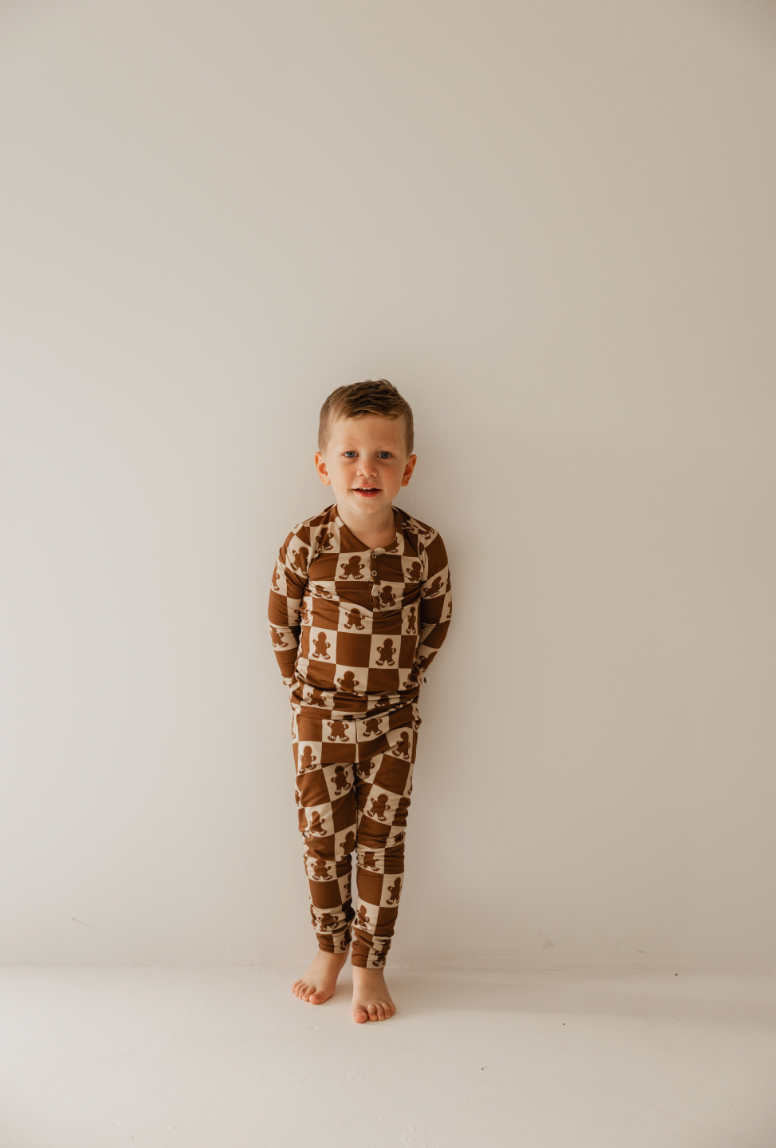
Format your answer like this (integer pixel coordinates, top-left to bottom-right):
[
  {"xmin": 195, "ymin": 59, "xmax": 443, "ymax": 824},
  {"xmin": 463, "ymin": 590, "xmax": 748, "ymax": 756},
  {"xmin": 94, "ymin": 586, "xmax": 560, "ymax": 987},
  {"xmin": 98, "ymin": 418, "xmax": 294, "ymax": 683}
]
[{"xmin": 318, "ymin": 379, "xmax": 414, "ymax": 456}]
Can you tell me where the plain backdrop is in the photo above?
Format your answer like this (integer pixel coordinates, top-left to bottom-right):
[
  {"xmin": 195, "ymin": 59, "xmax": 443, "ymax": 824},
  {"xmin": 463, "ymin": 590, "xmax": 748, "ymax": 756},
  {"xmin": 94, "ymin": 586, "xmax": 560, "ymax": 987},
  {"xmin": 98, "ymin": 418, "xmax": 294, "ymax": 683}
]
[{"xmin": 0, "ymin": 0, "xmax": 774, "ymax": 970}]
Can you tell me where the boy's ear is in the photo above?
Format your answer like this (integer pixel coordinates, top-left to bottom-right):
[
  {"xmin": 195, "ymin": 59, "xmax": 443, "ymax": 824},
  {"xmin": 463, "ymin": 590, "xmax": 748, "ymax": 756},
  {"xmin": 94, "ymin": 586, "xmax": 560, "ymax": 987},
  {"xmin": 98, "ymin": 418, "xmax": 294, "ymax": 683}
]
[
  {"xmin": 314, "ymin": 451, "xmax": 331, "ymax": 485},
  {"xmin": 401, "ymin": 454, "xmax": 417, "ymax": 487}
]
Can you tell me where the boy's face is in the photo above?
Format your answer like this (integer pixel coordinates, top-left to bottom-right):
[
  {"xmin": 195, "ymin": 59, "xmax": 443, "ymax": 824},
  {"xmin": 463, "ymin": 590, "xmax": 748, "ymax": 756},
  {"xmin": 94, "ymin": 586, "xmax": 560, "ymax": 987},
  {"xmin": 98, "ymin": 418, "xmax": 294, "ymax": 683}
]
[{"xmin": 314, "ymin": 415, "xmax": 417, "ymax": 518}]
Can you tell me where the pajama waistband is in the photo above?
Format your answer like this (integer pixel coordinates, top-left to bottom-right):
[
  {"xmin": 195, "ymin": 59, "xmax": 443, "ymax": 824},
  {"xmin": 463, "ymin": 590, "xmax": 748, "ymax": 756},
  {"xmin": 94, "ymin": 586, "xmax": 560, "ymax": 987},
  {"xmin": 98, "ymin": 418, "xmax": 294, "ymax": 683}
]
[{"xmin": 290, "ymin": 700, "xmax": 420, "ymax": 736}]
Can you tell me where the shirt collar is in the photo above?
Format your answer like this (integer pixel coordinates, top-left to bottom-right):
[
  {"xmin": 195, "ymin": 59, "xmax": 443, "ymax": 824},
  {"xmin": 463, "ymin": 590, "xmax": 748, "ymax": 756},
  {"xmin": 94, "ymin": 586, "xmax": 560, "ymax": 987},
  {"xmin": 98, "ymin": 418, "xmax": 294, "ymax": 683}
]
[{"xmin": 333, "ymin": 505, "xmax": 403, "ymax": 552}]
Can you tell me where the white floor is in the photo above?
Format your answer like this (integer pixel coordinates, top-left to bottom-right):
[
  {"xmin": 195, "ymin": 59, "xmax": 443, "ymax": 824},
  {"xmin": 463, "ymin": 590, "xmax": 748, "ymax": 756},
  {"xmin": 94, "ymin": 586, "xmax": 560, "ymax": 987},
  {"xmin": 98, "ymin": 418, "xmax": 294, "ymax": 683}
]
[{"xmin": 0, "ymin": 966, "xmax": 774, "ymax": 1148}]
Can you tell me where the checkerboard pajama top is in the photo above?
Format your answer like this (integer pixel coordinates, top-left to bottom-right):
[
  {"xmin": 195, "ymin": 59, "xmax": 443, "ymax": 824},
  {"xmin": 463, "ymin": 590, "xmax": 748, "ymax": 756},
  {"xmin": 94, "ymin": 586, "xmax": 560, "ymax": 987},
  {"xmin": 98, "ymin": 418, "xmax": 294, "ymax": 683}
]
[{"xmin": 268, "ymin": 503, "xmax": 452, "ymax": 967}]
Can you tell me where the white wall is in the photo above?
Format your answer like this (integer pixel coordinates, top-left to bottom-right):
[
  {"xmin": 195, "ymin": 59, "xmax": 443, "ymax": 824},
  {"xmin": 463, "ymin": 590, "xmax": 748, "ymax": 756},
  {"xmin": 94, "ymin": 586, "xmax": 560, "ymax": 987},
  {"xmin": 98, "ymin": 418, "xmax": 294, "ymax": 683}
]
[{"xmin": 1, "ymin": 0, "xmax": 774, "ymax": 970}]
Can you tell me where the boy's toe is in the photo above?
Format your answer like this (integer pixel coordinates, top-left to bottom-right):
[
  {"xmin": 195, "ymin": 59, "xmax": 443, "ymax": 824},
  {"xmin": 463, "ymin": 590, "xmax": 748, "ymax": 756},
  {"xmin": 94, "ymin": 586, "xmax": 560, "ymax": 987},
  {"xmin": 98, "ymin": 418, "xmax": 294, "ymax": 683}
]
[{"xmin": 353, "ymin": 1006, "xmax": 368, "ymax": 1023}]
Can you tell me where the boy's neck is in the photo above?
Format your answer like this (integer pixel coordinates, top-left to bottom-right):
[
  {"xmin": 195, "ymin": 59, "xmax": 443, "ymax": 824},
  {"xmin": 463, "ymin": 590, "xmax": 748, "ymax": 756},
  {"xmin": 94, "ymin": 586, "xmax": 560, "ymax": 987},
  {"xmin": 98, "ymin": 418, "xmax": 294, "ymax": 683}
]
[{"xmin": 336, "ymin": 503, "xmax": 398, "ymax": 551}]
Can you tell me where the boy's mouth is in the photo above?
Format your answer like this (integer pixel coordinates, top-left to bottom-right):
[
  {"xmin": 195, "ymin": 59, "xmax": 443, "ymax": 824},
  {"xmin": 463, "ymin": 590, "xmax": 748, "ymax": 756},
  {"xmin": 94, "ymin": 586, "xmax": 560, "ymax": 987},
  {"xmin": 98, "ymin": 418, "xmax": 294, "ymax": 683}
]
[{"xmin": 353, "ymin": 487, "xmax": 381, "ymax": 497}]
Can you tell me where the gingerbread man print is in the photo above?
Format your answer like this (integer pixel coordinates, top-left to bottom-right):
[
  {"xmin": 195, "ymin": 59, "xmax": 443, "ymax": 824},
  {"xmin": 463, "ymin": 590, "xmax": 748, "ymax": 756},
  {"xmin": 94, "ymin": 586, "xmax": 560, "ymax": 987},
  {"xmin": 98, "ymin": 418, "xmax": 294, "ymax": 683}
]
[
  {"xmin": 290, "ymin": 545, "xmax": 309, "ymax": 574},
  {"xmin": 298, "ymin": 746, "xmax": 318, "ymax": 772},
  {"xmin": 339, "ymin": 830, "xmax": 356, "ymax": 859},
  {"xmin": 424, "ymin": 574, "xmax": 443, "ymax": 596},
  {"xmin": 303, "ymin": 686, "xmax": 328, "ymax": 707},
  {"xmin": 307, "ymin": 811, "xmax": 327, "ymax": 836},
  {"xmin": 327, "ymin": 720, "xmax": 349, "ymax": 742},
  {"xmin": 368, "ymin": 793, "xmax": 389, "ymax": 821},
  {"xmin": 386, "ymin": 877, "xmax": 402, "ymax": 904},
  {"xmin": 376, "ymin": 637, "xmax": 396, "ymax": 666},
  {"xmin": 393, "ymin": 730, "xmax": 412, "ymax": 759},
  {"xmin": 332, "ymin": 765, "xmax": 350, "ymax": 795},
  {"xmin": 343, "ymin": 608, "xmax": 364, "ymax": 630},
  {"xmin": 340, "ymin": 555, "xmax": 365, "ymax": 579},
  {"xmin": 336, "ymin": 671, "xmax": 359, "ymax": 693},
  {"xmin": 313, "ymin": 632, "xmax": 331, "ymax": 659},
  {"xmin": 378, "ymin": 585, "xmax": 396, "ymax": 608},
  {"xmin": 310, "ymin": 858, "xmax": 331, "ymax": 881}
]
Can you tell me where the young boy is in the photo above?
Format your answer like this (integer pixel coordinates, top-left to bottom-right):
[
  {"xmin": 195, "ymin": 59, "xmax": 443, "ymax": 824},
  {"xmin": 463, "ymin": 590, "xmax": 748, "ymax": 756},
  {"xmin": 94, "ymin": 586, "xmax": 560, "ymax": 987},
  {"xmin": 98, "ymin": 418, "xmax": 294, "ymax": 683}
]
[{"xmin": 268, "ymin": 379, "xmax": 452, "ymax": 1023}]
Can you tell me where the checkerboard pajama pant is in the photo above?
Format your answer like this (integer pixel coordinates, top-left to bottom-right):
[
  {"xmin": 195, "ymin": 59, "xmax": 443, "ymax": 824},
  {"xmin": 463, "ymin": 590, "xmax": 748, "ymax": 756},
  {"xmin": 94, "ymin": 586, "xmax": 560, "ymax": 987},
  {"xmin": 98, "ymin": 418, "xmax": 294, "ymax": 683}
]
[{"xmin": 291, "ymin": 706, "xmax": 419, "ymax": 969}]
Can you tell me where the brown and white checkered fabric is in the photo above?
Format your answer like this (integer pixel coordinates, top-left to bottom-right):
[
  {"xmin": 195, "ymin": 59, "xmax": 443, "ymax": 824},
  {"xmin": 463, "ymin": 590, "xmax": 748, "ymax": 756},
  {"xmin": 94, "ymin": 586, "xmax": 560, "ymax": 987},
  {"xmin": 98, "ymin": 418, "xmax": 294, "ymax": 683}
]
[{"xmin": 268, "ymin": 503, "xmax": 452, "ymax": 968}]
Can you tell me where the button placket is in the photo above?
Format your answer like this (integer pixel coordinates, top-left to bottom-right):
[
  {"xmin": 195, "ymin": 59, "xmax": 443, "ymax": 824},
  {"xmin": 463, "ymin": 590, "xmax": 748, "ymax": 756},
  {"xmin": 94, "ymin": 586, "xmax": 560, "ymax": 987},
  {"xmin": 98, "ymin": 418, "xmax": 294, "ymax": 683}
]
[{"xmin": 369, "ymin": 550, "xmax": 381, "ymax": 611}]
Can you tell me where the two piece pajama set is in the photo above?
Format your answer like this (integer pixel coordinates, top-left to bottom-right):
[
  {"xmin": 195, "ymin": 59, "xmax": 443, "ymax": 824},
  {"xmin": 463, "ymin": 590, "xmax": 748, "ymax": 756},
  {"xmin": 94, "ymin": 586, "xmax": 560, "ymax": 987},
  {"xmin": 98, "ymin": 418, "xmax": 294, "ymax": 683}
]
[{"xmin": 268, "ymin": 503, "xmax": 452, "ymax": 968}]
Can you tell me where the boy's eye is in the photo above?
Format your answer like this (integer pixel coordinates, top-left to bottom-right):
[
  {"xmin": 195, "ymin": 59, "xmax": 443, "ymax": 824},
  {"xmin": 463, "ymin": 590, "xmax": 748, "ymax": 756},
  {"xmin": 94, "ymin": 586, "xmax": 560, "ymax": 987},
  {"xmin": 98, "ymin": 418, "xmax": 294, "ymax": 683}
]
[
  {"xmin": 343, "ymin": 451, "xmax": 357, "ymax": 458},
  {"xmin": 378, "ymin": 452, "xmax": 392, "ymax": 459}
]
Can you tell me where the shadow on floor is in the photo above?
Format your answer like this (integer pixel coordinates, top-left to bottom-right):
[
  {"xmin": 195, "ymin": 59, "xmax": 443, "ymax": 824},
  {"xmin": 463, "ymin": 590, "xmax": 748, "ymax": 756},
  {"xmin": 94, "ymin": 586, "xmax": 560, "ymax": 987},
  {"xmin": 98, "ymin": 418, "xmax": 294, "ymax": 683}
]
[{"xmin": 383, "ymin": 969, "xmax": 776, "ymax": 1027}]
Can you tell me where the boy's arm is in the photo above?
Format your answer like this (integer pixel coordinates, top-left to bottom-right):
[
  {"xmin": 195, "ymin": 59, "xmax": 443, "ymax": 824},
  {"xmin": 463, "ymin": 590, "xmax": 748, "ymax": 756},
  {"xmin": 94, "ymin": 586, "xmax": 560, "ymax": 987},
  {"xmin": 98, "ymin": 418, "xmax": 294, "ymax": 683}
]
[
  {"xmin": 267, "ymin": 526, "xmax": 310, "ymax": 688},
  {"xmin": 413, "ymin": 532, "xmax": 452, "ymax": 682}
]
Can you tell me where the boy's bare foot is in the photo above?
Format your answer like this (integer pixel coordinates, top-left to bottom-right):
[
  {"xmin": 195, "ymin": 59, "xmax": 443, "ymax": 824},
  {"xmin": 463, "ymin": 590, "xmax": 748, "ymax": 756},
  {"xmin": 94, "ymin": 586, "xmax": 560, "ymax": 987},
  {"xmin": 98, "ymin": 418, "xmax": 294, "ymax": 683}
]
[
  {"xmin": 292, "ymin": 949, "xmax": 349, "ymax": 1004},
  {"xmin": 351, "ymin": 966, "xmax": 396, "ymax": 1022}
]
